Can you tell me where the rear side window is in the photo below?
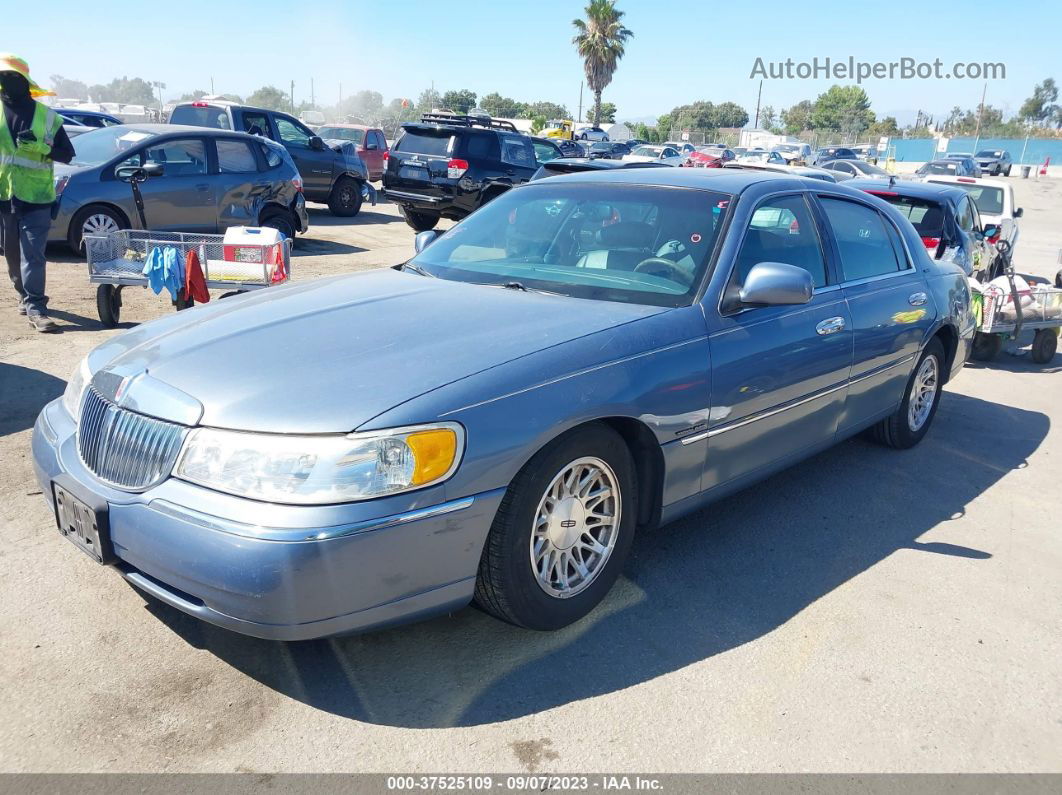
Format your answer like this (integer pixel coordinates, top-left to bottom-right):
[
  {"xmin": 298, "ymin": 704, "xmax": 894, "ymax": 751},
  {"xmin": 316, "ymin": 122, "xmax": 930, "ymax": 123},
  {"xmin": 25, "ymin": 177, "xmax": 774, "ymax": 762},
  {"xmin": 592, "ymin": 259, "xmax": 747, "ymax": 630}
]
[
  {"xmin": 217, "ymin": 139, "xmax": 258, "ymax": 173},
  {"xmin": 870, "ymin": 194, "xmax": 945, "ymax": 239},
  {"xmin": 820, "ymin": 198, "xmax": 903, "ymax": 280},
  {"xmin": 395, "ymin": 131, "xmax": 453, "ymax": 156},
  {"xmin": 462, "ymin": 133, "xmax": 497, "ymax": 160},
  {"xmin": 259, "ymin": 142, "xmax": 283, "ymax": 168},
  {"xmin": 499, "ymin": 133, "xmax": 535, "ymax": 168},
  {"xmin": 170, "ymin": 105, "xmax": 232, "ymax": 130}
]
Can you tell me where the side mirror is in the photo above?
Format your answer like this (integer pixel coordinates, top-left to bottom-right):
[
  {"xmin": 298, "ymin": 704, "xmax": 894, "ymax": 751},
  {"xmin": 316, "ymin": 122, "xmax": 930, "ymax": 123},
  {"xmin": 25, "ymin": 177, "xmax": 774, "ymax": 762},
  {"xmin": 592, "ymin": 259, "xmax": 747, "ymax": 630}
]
[
  {"xmin": 981, "ymin": 224, "xmax": 999, "ymax": 239},
  {"xmin": 1014, "ymin": 207, "xmax": 1023, "ymax": 218},
  {"xmin": 114, "ymin": 165, "xmax": 144, "ymax": 182},
  {"xmin": 739, "ymin": 262, "xmax": 814, "ymax": 306},
  {"xmin": 142, "ymin": 161, "xmax": 164, "ymax": 177},
  {"xmin": 414, "ymin": 229, "xmax": 441, "ymax": 254},
  {"xmin": 309, "ymin": 135, "xmax": 326, "ymax": 151}
]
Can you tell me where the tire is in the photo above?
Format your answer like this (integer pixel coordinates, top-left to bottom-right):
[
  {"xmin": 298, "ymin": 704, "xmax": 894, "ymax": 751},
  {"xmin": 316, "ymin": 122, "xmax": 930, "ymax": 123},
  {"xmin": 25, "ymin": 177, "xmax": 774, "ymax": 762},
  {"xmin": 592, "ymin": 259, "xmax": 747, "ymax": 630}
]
[
  {"xmin": 399, "ymin": 206, "xmax": 439, "ymax": 232},
  {"xmin": 174, "ymin": 295, "xmax": 194, "ymax": 311},
  {"xmin": 259, "ymin": 208, "xmax": 297, "ymax": 240},
  {"xmin": 1031, "ymin": 329, "xmax": 1058, "ymax": 364},
  {"xmin": 970, "ymin": 331, "xmax": 1003, "ymax": 362},
  {"xmin": 327, "ymin": 176, "xmax": 363, "ymax": 217},
  {"xmin": 870, "ymin": 338, "xmax": 946, "ymax": 449},
  {"xmin": 1055, "ymin": 268, "xmax": 1062, "ymax": 289},
  {"xmin": 69, "ymin": 204, "xmax": 127, "ymax": 256},
  {"xmin": 1005, "ymin": 166, "xmax": 1012, "ymax": 176},
  {"xmin": 474, "ymin": 423, "xmax": 637, "ymax": 630},
  {"xmin": 96, "ymin": 284, "xmax": 121, "ymax": 328}
]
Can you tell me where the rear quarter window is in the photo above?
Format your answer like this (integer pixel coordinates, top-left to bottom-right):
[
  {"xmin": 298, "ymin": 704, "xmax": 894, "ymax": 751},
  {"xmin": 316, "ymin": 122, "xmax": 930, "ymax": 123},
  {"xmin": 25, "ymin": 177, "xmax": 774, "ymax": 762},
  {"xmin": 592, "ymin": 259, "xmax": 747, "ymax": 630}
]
[
  {"xmin": 395, "ymin": 130, "xmax": 454, "ymax": 157},
  {"xmin": 170, "ymin": 105, "xmax": 232, "ymax": 130}
]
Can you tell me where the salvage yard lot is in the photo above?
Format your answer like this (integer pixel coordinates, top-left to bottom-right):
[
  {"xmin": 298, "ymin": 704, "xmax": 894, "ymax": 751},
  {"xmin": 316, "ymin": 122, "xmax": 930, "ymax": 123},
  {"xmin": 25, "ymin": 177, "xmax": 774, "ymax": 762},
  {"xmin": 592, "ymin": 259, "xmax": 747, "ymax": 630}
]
[{"xmin": 1, "ymin": 179, "xmax": 1060, "ymax": 773}]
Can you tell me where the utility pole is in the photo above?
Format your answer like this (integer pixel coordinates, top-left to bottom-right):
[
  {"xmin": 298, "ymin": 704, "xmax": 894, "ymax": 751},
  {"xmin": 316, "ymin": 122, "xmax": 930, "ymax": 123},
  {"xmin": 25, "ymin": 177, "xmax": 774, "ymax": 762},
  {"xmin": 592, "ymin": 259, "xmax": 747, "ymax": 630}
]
[
  {"xmin": 972, "ymin": 81, "xmax": 987, "ymax": 151},
  {"xmin": 578, "ymin": 82, "xmax": 583, "ymax": 123},
  {"xmin": 339, "ymin": 82, "xmax": 343, "ymax": 119},
  {"xmin": 290, "ymin": 80, "xmax": 295, "ymax": 114},
  {"xmin": 311, "ymin": 78, "xmax": 315, "ymax": 108},
  {"xmin": 210, "ymin": 76, "xmax": 214, "ymax": 94},
  {"xmin": 754, "ymin": 79, "xmax": 762, "ymax": 128}
]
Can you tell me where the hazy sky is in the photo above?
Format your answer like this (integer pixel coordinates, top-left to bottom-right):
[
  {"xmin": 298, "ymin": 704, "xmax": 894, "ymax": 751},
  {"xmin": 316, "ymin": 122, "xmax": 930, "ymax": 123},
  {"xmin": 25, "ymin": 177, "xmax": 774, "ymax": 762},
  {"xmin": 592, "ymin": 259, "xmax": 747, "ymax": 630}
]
[{"xmin": 10, "ymin": 0, "xmax": 1058, "ymax": 124}]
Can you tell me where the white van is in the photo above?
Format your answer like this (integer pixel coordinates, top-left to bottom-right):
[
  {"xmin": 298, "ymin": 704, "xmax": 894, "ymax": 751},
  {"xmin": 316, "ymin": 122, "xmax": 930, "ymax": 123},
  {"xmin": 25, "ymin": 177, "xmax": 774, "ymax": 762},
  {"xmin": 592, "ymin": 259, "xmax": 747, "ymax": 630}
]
[{"xmin": 925, "ymin": 175, "xmax": 1022, "ymax": 252}]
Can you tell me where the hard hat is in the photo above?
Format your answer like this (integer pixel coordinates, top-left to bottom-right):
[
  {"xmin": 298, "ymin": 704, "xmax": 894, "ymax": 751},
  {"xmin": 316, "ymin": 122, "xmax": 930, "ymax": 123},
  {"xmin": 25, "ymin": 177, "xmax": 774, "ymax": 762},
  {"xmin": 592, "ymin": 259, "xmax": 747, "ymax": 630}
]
[{"xmin": 0, "ymin": 53, "xmax": 55, "ymax": 97}]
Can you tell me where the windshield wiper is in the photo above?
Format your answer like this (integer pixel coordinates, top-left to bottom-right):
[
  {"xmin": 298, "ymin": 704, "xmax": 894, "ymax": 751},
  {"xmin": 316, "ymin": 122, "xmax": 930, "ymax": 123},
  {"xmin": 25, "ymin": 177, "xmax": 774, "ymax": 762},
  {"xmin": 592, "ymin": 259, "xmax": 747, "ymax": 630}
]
[
  {"xmin": 402, "ymin": 262, "xmax": 436, "ymax": 278},
  {"xmin": 502, "ymin": 281, "xmax": 529, "ymax": 291}
]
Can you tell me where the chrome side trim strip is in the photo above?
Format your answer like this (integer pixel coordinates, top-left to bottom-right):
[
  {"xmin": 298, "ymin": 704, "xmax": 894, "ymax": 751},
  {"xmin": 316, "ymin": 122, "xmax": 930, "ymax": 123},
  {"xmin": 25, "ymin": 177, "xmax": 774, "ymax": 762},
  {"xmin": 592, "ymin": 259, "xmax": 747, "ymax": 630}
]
[
  {"xmin": 680, "ymin": 431, "xmax": 710, "ymax": 446},
  {"xmin": 848, "ymin": 353, "xmax": 918, "ymax": 386},
  {"xmin": 148, "ymin": 496, "xmax": 477, "ymax": 543},
  {"xmin": 707, "ymin": 381, "xmax": 848, "ymax": 438}
]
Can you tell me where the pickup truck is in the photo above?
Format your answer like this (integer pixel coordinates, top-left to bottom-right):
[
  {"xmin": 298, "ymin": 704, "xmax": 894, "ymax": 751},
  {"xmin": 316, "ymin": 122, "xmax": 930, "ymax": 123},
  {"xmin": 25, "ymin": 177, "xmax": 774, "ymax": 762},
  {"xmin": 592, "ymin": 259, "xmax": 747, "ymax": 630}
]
[
  {"xmin": 169, "ymin": 101, "xmax": 375, "ymax": 216},
  {"xmin": 925, "ymin": 175, "xmax": 1022, "ymax": 253}
]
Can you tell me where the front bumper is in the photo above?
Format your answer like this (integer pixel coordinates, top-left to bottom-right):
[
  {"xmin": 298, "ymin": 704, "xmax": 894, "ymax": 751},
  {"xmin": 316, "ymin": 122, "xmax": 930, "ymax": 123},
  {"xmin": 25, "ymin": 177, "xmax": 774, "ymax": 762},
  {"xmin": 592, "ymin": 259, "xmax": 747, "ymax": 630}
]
[
  {"xmin": 293, "ymin": 193, "xmax": 310, "ymax": 234},
  {"xmin": 32, "ymin": 400, "xmax": 504, "ymax": 640}
]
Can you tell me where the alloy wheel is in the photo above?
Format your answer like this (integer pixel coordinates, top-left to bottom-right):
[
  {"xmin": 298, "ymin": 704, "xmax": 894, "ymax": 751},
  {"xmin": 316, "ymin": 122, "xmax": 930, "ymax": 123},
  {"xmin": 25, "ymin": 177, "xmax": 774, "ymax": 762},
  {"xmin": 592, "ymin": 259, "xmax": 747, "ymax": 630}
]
[
  {"xmin": 908, "ymin": 355, "xmax": 939, "ymax": 432},
  {"xmin": 530, "ymin": 456, "xmax": 621, "ymax": 599}
]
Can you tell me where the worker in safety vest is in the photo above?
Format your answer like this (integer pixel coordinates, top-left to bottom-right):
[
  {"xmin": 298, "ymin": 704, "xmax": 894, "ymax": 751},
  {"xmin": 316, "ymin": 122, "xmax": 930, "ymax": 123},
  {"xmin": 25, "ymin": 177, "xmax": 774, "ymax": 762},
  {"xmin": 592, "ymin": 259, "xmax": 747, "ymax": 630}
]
[{"xmin": 1, "ymin": 54, "xmax": 74, "ymax": 332}]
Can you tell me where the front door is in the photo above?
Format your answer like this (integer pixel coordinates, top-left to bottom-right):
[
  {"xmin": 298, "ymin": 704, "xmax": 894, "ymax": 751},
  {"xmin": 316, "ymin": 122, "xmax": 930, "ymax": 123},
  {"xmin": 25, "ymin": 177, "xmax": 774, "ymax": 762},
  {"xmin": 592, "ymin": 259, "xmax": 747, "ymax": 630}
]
[
  {"xmin": 123, "ymin": 137, "xmax": 216, "ymax": 232},
  {"xmin": 272, "ymin": 113, "xmax": 333, "ymax": 201},
  {"xmin": 703, "ymin": 193, "xmax": 853, "ymax": 492},
  {"xmin": 816, "ymin": 196, "xmax": 936, "ymax": 432}
]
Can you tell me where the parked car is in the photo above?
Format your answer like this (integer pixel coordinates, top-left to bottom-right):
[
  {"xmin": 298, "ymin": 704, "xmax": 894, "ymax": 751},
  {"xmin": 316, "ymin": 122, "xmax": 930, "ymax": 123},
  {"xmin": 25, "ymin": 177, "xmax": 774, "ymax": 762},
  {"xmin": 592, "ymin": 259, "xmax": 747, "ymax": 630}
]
[
  {"xmin": 169, "ymin": 100, "xmax": 374, "ymax": 216},
  {"xmin": 314, "ymin": 124, "xmax": 389, "ymax": 181},
  {"xmin": 723, "ymin": 162, "xmax": 839, "ymax": 182},
  {"xmin": 811, "ymin": 147, "xmax": 858, "ymax": 165},
  {"xmin": 34, "ymin": 168, "xmax": 973, "ymax": 640},
  {"xmin": 664, "ymin": 141, "xmax": 697, "ymax": 156},
  {"xmin": 849, "ymin": 144, "xmax": 879, "ymax": 162},
  {"xmin": 940, "ymin": 154, "xmax": 982, "ymax": 177},
  {"xmin": 530, "ymin": 157, "xmax": 670, "ymax": 181},
  {"xmin": 924, "ymin": 175, "xmax": 1022, "ymax": 252},
  {"xmin": 622, "ymin": 145, "xmax": 687, "ymax": 166},
  {"xmin": 554, "ymin": 138, "xmax": 586, "ymax": 158},
  {"xmin": 50, "ymin": 125, "xmax": 309, "ymax": 252},
  {"xmin": 973, "ymin": 149, "xmax": 1013, "ymax": 176},
  {"xmin": 915, "ymin": 159, "xmax": 980, "ymax": 179},
  {"xmin": 846, "ymin": 178, "xmax": 996, "ymax": 279},
  {"xmin": 688, "ymin": 146, "xmax": 733, "ymax": 168},
  {"xmin": 530, "ymin": 136, "xmax": 565, "ymax": 164},
  {"xmin": 576, "ymin": 126, "xmax": 609, "ymax": 141},
  {"xmin": 383, "ymin": 113, "xmax": 538, "ymax": 231},
  {"xmin": 587, "ymin": 141, "xmax": 631, "ymax": 160},
  {"xmin": 735, "ymin": 150, "xmax": 787, "ymax": 166},
  {"xmin": 819, "ymin": 159, "xmax": 891, "ymax": 180},
  {"xmin": 56, "ymin": 108, "xmax": 123, "ymax": 128},
  {"xmin": 771, "ymin": 143, "xmax": 812, "ymax": 164}
]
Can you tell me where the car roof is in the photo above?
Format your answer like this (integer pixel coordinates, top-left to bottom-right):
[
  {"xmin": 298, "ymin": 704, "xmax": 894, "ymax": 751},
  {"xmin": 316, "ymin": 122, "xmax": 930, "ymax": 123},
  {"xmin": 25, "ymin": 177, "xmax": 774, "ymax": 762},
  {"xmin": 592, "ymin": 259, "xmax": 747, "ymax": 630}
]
[
  {"xmin": 923, "ymin": 175, "xmax": 1010, "ymax": 189},
  {"xmin": 540, "ymin": 164, "xmax": 822, "ymax": 193},
  {"xmin": 56, "ymin": 107, "xmax": 118, "ymax": 117},
  {"xmin": 172, "ymin": 101, "xmax": 275, "ymax": 115},
  {"xmin": 90, "ymin": 123, "xmax": 271, "ymax": 141},
  {"xmin": 843, "ymin": 178, "xmax": 968, "ymax": 203},
  {"xmin": 319, "ymin": 123, "xmax": 373, "ymax": 130}
]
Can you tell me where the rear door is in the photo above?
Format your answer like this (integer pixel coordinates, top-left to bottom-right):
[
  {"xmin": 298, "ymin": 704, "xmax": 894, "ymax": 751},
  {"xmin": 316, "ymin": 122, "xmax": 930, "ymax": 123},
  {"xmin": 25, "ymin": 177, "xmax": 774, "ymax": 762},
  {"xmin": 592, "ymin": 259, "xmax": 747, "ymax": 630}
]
[
  {"xmin": 362, "ymin": 130, "xmax": 386, "ymax": 180},
  {"xmin": 213, "ymin": 136, "xmax": 272, "ymax": 230},
  {"xmin": 121, "ymin": 136, "xmax": 217, "ymax": 232},
  {"xmin": 816, "ymin": 195, "xmax": 935, "ymax": 433},
  {"xmin": 497, "ymin": 132, "xmax": 538, "ymax": 183},
  {"xmin": 271, "ymin": 112, "xmax": 333, "ymax": 200},
  {"xmin": 385, "ymin": 127, "xmax": 455, "ymax": 199},
  {"xmin": 703, "ymin": 192, "xmax": 853, "ymax": 492}
]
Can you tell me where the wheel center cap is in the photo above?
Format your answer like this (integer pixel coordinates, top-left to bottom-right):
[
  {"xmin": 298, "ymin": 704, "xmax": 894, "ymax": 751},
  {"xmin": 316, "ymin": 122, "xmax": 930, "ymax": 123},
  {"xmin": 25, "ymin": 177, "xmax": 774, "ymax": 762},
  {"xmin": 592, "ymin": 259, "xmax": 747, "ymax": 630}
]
[{"xmin": 548, "ymin": 497, "xmax": 586, "ymax": 550}]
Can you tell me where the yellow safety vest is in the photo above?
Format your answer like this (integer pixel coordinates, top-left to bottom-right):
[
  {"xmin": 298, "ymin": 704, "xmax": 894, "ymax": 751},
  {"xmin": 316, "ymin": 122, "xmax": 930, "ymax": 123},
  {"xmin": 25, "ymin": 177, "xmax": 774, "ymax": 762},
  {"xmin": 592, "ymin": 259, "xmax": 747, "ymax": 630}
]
[{"xmin": 0, "ymin": 102, "xmax": 63, "ymax": 204}]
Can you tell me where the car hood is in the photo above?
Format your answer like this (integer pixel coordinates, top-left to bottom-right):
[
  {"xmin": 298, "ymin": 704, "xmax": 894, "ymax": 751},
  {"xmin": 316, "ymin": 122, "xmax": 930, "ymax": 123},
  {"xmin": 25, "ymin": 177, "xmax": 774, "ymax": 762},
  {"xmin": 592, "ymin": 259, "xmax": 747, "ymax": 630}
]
[{"xmin": 91, "ymin": 268, "xmax": 667, "ymax": 433}]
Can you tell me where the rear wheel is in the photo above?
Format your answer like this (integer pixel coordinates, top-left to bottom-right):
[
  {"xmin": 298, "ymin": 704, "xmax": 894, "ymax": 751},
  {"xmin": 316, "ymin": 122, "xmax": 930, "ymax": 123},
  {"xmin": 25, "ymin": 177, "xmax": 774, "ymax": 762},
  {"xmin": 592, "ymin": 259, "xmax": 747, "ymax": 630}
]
[
  {"xmin": 870, "ymin": 338, "xmax": 945, "ymax": 449},
  {"xmin": 474, "ymin": 423, "xmax": 636, "ymax": 630},
  {"xmin": 399, "ymin": 206, "xmax": 439, "ymax": 232},
  {"xmin": 1031, "ymin": 329, "xmax": 1058, "ymax": 364},
  {"xmin": 971, "ymin": 331, "xmax": 1003, "ymax": 362},
  {"xmin": 327, "ymin": 176, "xmax": 363, "ymax": 217},
  {"xmin": 259, "ymin": 208, "xmax": 297, "ymax": 240},
  {"xmin": 69, "ymin": 204, "xmax": 127, "ymax": 256},
  {"xmin": 1005, "ymin": 165, "xmax": 1012, "ymax": 176}
]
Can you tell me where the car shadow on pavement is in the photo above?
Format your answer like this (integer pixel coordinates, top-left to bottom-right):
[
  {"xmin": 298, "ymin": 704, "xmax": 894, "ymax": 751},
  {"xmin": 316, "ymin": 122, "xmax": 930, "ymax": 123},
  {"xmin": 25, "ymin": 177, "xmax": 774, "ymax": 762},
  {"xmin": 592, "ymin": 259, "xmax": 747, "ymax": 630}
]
[
  {"xmin": 965, "ymin": 355, "xmax": 1062, "ymax": 376},
  {"xmin": 141, "ymin": 390, "xmax": 1048, "ymax": 728},
  {"xmin": 307, "ymin": 206, "xmax": 404, "ymax": 226},
  {"xmin": 0, "ymin": 362, "xmax": 65, "ymax": 437},
  {"xmin": 292, "ymin": 238, "xmax": 365, "ymax": 257}
]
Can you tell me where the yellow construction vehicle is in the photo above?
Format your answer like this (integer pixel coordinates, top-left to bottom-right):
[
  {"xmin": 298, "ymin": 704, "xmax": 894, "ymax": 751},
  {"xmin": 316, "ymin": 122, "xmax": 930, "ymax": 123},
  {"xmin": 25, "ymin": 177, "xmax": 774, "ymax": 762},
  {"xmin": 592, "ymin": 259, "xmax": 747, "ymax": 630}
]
[{"xmin": 542, "ymin": 119, "xmax": 575, "ymax": 140}]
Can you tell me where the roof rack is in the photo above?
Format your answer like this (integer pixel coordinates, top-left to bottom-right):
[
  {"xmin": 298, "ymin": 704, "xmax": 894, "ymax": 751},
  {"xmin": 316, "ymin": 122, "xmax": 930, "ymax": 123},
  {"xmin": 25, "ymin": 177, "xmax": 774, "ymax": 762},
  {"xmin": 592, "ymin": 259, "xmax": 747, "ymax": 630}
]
[{"xmin": 418, "ymin": 112, "xmax": 518, "ymax": 132}]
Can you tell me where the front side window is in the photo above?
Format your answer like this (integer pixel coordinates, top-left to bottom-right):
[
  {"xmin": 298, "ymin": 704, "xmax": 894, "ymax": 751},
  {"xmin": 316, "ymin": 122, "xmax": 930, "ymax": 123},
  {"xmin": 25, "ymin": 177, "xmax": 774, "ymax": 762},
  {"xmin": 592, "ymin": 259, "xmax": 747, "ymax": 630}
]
[
  {"xmin": 217, "ymin": 139, "xmax": 259, "ymax": 173},
  {"xmin": 733, "ymin": 195, "xmax": 827, "ymax": 289},
  {"xmin": 317, "ymin": 126, "xmax": 365, "ymax": 145},
  {"xmin": 241, "ymin": 112, "xmax": 271, "ymax": 138},
  {"xmin": 408, "ymin": 184, "xmax": 732, "ymax": 307},
  {"xmin": 532, "ymin": 141, "xmax": 560, "ymax": 163},
  {"xmin": 820, "ymin": 198, "xmax": 903, "ymax": 281},
  {"xmin": 499, "ymin": 133, "xmax": 535, "ymax": 168},
  {"xmin": 275, "ymin": 117, "xmax": 312, "ymax": 147}
]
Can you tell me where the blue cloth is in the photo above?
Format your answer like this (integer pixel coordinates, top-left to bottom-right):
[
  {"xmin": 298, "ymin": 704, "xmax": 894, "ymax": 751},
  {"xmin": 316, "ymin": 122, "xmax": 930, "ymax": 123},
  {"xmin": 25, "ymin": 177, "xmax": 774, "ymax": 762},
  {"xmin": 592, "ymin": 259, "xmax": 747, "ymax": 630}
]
[{"xmin": 142, "ymin": 245, "xmax": 186, "ymax": 301}]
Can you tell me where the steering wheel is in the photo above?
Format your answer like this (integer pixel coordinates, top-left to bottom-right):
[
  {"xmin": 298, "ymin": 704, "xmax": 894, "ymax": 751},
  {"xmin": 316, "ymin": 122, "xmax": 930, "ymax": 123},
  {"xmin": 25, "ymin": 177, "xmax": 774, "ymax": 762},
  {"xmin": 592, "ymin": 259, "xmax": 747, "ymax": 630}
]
[{"xmin": 633, "ymin": 257, "xmax": 693, "ymax": 286}]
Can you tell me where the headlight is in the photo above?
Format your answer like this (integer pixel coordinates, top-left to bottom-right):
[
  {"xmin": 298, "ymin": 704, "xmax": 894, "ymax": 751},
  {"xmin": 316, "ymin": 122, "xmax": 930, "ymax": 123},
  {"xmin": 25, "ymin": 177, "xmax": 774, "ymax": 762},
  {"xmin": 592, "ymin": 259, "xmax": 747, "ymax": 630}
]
[
  {"xmin": 174, "ymin": 423, "xmax": 464, "ymax": 504},
  {"xmin": 62, "ymin": 357, "xmax": 92, "ymax": 420}
]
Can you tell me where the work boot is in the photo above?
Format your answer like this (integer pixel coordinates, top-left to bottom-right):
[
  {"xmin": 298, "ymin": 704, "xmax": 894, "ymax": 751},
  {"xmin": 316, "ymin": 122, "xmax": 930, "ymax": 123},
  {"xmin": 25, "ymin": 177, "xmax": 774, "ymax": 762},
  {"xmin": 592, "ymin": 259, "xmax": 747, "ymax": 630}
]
[{"xmin": 27, "ymin": 311, "xmax": 58, "ymax": 333}]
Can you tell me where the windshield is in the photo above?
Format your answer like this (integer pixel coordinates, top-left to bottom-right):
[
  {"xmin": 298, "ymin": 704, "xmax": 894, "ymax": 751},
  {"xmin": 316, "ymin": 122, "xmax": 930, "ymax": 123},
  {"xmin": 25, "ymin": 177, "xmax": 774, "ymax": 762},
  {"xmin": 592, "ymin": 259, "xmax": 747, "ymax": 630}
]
[
  {"xmin": 169, "ymin": 105, "xmax": 232, "ymax": 129},
  {"xmin": 317, "ymin": 126, "xmax": 365, "ymax": 144},
  {"xmin": 590, "ymin": 142, "xmax": 611, "ymax": 151},
  {"xmin": 68, "ymin": 126, "xmax": 158, "ymax": 167},
  {"xmin": 408, "ymin": 183, "xmax": 732, "ymax": 307},
  {"xmin": 918, "ymin": 161, "xmax": 960, "ymax": 175},
  {"xmin": 855, "ymin": 162, "xmax": 889, "ymax": 176},
  {"xmin": 632, "ymin": 146, "xmax": 662, "ymax": 157},
  {"xmin": 975, "ymin": 150, "xmax": 1003, "ymax": 158},
  {"xmin": 930, "ymin": 182, "xmax": 1005, "ymax": 214}
]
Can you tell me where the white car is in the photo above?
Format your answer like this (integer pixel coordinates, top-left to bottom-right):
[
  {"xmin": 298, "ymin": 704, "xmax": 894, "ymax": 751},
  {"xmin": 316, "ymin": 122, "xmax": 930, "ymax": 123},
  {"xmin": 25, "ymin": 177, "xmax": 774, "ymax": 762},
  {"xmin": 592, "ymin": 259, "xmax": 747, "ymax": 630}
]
[
  {"xmin": 622, "ymin": 145, "xmax": 686, "ymax": 166},
  {"xmin": 924, "ymin": 175, "xmax": 1022, "ymax": 251},
  {"xmin": 575, "ymin": 126, "xmax": 609, "ymax": 142},
  {"xmin": 735, "ymin": 150, "xmax": 787, "ymax": 166}
]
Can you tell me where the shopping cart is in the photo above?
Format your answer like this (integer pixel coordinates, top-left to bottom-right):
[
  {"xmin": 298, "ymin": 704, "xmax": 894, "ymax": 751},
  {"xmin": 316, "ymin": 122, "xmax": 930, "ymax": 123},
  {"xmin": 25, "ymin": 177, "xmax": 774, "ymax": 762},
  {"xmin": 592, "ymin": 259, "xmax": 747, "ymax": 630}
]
[
  {"xmin": 83, "ymin": 229, "xmax": 292, "ymax": 328},
  {"xmin": 971, "ymin": 240, "xmax": 1061, "ymax": 364}
]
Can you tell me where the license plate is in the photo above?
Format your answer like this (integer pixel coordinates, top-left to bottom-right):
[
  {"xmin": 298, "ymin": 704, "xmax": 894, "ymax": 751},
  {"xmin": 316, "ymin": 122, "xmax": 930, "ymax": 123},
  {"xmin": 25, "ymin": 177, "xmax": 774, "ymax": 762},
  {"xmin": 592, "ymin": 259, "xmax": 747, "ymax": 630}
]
[
  {"xmin": 54, "ymin": 483, "xmax": 109, "ymax": 564},
  {"xmin": 399, "ymin": 165, "xmax": 428, "ymax": 180}
]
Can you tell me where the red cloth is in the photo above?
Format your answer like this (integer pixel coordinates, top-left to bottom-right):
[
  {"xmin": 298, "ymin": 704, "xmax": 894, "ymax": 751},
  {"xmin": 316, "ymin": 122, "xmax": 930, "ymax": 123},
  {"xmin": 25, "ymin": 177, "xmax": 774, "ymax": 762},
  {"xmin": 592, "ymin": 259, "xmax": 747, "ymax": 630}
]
[{"xmin": 181, "ymin": 249, "xmax": 210, "ymax": 303}]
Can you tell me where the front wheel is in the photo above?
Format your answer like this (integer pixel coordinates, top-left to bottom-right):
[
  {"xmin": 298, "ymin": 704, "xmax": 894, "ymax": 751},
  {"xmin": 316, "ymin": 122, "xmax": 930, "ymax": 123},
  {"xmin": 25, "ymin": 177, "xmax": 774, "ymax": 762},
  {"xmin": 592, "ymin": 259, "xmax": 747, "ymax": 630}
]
[
  {"xmin": 327, "ymin": 176, "xmax": 363, "ymax": 217},
  {"xmin": 96, "ymin": 284, "xmax": 121, "ymax": 328},
  {"xmin": 69, "ymin": 204, "xmax": 127, "ymax": 256},
  {"xmin": 399, "ymin": 206, "xmax": 439, "ymax": 232},
  {"xmin": 474, "ymin": 423, "xmax": 637, "ymax": 630},
  {"xmin": 870, "ymin": 338, "xmax": 945, "ymax": 449}
]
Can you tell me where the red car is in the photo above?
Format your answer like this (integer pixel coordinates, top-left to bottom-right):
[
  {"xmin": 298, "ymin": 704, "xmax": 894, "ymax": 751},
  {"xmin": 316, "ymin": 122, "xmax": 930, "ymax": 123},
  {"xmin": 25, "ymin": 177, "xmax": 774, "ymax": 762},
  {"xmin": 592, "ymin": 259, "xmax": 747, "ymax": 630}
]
[
  {"xmin": 687, "ymin": 146, "xmax": 734, "ymax": 168},
  {"xmin": 315, "ymin": 123, "xmax": 389, "ymax": 181}
]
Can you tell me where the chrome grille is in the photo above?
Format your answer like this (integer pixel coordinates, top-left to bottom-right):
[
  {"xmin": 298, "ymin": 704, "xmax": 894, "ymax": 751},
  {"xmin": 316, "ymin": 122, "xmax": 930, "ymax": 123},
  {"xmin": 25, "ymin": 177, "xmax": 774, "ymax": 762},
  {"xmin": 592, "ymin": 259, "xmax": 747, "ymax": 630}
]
[{"xmin": 77, "ymin": 388, "xmax": 187, "ymax": 490}]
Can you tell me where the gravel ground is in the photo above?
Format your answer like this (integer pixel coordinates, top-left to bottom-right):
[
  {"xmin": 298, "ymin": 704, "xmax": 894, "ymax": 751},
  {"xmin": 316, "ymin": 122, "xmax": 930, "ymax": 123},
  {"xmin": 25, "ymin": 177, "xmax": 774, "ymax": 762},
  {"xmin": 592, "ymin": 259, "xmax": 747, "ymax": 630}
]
[{"xmin": 1, "ymin": 178, "xmax": 1060, "ymax": 774}]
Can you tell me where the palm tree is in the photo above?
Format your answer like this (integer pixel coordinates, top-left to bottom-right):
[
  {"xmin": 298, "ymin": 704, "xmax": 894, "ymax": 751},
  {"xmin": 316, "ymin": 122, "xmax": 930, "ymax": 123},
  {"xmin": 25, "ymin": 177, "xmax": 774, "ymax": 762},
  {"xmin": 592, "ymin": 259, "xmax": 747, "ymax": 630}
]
[{"xmin": 572, "ymin": 0, "xmax": 633, "ymax": 126}]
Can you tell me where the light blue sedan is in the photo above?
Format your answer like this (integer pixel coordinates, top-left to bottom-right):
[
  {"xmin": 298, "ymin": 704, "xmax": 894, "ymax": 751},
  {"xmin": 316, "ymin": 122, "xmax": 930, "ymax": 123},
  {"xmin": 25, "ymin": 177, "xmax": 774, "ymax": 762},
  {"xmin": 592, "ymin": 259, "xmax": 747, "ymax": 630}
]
[{"xmin": 32, "ymin": 168, "xmax": 975, "ymax": 639}]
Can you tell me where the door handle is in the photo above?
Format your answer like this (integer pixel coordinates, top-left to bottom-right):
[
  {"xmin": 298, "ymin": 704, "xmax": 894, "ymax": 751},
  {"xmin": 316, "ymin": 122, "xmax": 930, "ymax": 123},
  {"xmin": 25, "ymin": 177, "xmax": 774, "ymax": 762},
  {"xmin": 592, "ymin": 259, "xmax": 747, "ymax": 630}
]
[
  {"xmin": 908, "ymin": 292, "xmax": 928, "ymax": 306},
  {"xmin": 816, "ymin": 316, "xmax": 846, "ymax": 336}
]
